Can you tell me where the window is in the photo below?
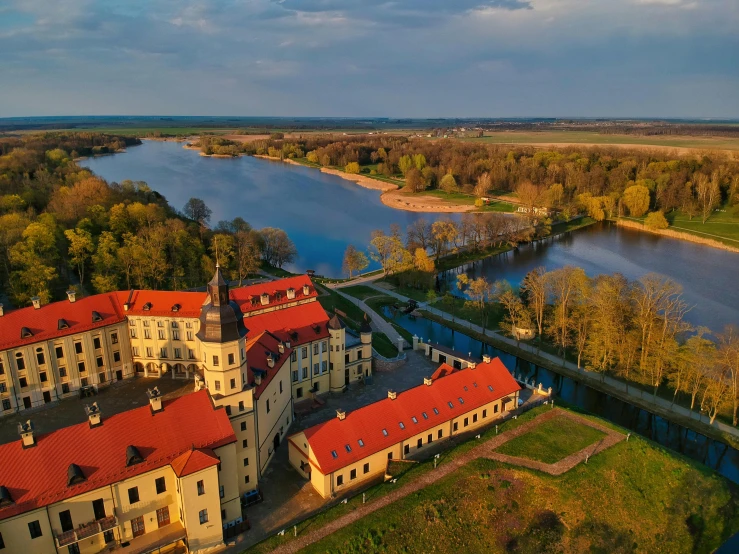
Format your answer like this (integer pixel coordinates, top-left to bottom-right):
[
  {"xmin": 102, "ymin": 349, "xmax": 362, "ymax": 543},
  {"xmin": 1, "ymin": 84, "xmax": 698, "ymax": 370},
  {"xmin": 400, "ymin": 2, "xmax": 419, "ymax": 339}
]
[
  {"xmin": 331, "ymin": 450, "xmax": 338, "ymax": 459},
  {"xmin": 417, "ymin": 438, "xmax": 423, "ymax": 448},
  {"xmin": 301, "ymin": 367, "xmax": 308, "ymax": 379},
  {"xmin": 28, "ymin": 520, "xmax": 42, "ymax": 539},
  {"xmin": 59, "ymin": 509, "xmax": 74, "ymax": 532},
  {"xmin": 16, "ymin": 354, "xmax": 25, "ymax": 371},
  {"xmin": 228, "ymin": 353, "xmax": 234, "ymax": 365},
  {"xmin": 291, "ymin": 351, "xmax": 297, "ymax": 362},
  {"xmin": 214, "ymin": 381, "xmax": 221, "ymax": 391},
  {"xmin": 188, "ymin": 349, "xmax": 195, "ymax": 359},
  {"xmin": 358, "ymin": 439, "xmax": 365, "ymax": 447},
  {"xmin": 350, "ymin": 469, "xmax": 357, "ymax": 480},
  {"xmin": 98, "ymin": 372, "xmax": 106, "ymax": 383},
  {"xmin": 113, "ymin": 351, "xmax": 121, "ymax": 363},
  {"xmin": 131, "ymin": 516, "xmax": 145, "ymax": 537},
  {"xmin": 19, "ymin": 377, "xmax": 28, "ymax": 388},
  {"xmin": 74, "ymin": 342, "xmax": 83, "ymax": 354},
  {"xmin": 59, "ymin": 366, "xmax": 67, "ymax": 377},
  {"xmin": 55, "ymin": 346, "xmax": 64, "ymax": 359},
  {"xmin": 363, "ymin": 463, "xmax": 370, "ymax": 474},
  {"xmin": 197, "ymin": 480, "xmax": 205, "ymax": 495},
  {"xmin": 36, "ymin": 349, "xmax": 45, "ymax": 365},
  {"xmin": 357, "ymin": 351, "xmax": 363, "ymax": 359},
  {"xmin": 171, "ymin": 321, "xmax": 178, "ymax": 328},
  {"xmin": 302, "ymin": 347, "xmax": 307, "ymax": 359},
  {"xmin": 78, "ymin": 361, "xmax": 86, "ymax": 373},
  {"xmin": 388, "ymin": 452, "xmax": 393, "ymax": 460},
  {"xmin": 411, "ymin": 416, "xmax": 418, "ymax": 424},
  {"xmin": 131, "ymin": 328, "xmax": 138, "ymax": 338},
  {"xmin": 313, "ymin": 363, "xmax": 319, "ymax": 376},
  {"xmin": 313, "ymin": 343, "xmax": 318, "ymax": 355},
  {"xmin": 345, "ymin": 444, "xmax": 352, "ymax": 453},
  {"xmin": 62, "ymin": 383, "xmax": 70, "ymax": 394},
  {"xmin": 157, "ymin": 321, "xmax": 163, "ymax": 327},
  {"xmin": 172, "ymin": 330, "xmax": 180, "ymax": 341},
  {"xmin": 199, "ymin": 509, "xmax": 208, "ymax": 524},
  {"xmin": 244, "ymin": 475, "xmax": 250, "ymax": 484},
  {"xmin": 103, "ymin": 530, "xmax": 114, "ymax": 544},
  {"xmin": 155, "ymin": 476, "xmax": 166, "ymax": 494},
  {"xmin": 239, "ymin": 401, "xmax": 244, "ymax": 411},
  {"xmin": 428, "ymin": 434, "xmax": 433, "ymax": 443},
  {"xmin": 93, "ymin": 337, "xmax": 101, "ymax": 350},
  {"xmin": 453, "ymin": 422, "xmax": 458, "ymax": 432},
  {"xmin": 322, "ymin": 341, "xmax": 327, "ymax": 352},
  {"xmin": 219, "ymin": 485, "xmax": 224, "ymax": 499},
  {"xmin": 448, "ymin": 401, "xmax": 454, "ymax": 409},
  {"xmin": 213, "ymin": 355, "xmax": 219, "ymax": 366},
  {"xmin": 494, "ymin": 404, "xmax": 499, "ymax": 414},
  {"xmin": 186, "ymin": 321, "xmax": 192, "ymax": 328},
  {"xmin": 144, "ymin": 329, "xmax": 152, "ymax": 339},
  {"xmin": 321, "ymin": 360, "xmax": 327, "ymax": 373},
  {"xmin": 242, "ymin": 439, "xmax": 248, "ymax": 448},
  {"xmin": 241, "ymin": 421, "xmax": 247, "ymax": 431},
  {"xmin": 187, "ymin": 331, "xmax": 193, "ymax": 341},
  {"xmin": 458, "ymin": 397, "xmax": 465, "ymax": 405},
  {"xmin": 464, "ymin": 418, "xmax": 469, "ymax": 427},
  {"xmin": 337, "ymin": 475, "xmax": 344, "ymax": 486},
  {"xmin": 173, "ymin": 348, "xmax": 181, "ymax": 359},
  {"xmin": 437, "ymin": 430, "xmax": 443, "ymax": 440},
  {"xmin": 146, "ymin": 347, "xmax": 153, "ymax": 358},
  {"xmin": 266, "ymin": 399, "xmax": 270, "ymax": 413},
  {"xmin": 92, "ymin": 498, "xmax": 106, "ymax": 520},
  {"xmin": 96, "ymin": 356, "xmax": 104, "ymax": 368},
  {"xmin": 81, "ymin": 377, "xmax": 89, "ymax": 387},
  {"xmin": 483, "ymin": 409, "xmax": 487, "ymax": 418},
  {"xmin": 399, "ymin": 422, "xmax": 405, "ymax": 430},
  {"xmin": 0, "ymin": 383, "xmax": 5, "ymax": 394},
  {"xmin": 422, "ymin": 412, "xmax": 428, "ymax": 420},
  {"xmin": 433, "ymin": 408, "xmax": 439, "ymax": 415},
  {"xmin": 156, "ymin": 506, "xmax": 170, "ymax": 528},
  {"xmin": 296, "ymin": 387, "xmax": 303, "ymax": 398},
  {"xmin": 243, "ymin": 457, "xmax": 249, "ymax": 467},
  {"xmin": 160, "ymin": 348, "xmax": 167, "ymax": 358},
  {"xmin": 382, "ymin": 429, "xmax": 388, "ymax": 436},
  {"xmin": 292, "ymin": 370, "xmax": 298, "ymax": 383},
  {"xmin": 40, "ymin": 372, "xmax": 48, "ymax": 382},
  {"xmin": 488, "ymin": 385, "xmax": 494, "ymax": 392},
  {"xmin": 473, "ymin": 413, "xmax": 478, "ymax": 423},
  {"xmin": 128, "ymin": 487, "xmax": 140, "ymax": 504},
  {"xmin": 279, "ymin": 381, "xmax": 283, "ymax": 393},
  {"xmin": 404, "ymin": 444, "xmax": 410, "ymax": 455}
]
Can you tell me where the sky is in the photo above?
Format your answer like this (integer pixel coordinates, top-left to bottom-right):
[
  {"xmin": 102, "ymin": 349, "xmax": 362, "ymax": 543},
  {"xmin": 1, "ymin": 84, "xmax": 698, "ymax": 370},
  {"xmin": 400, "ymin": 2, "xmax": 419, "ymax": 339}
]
[{"xmin": 0, "ymin": 0, "xmax": 737, "ymax": 118}]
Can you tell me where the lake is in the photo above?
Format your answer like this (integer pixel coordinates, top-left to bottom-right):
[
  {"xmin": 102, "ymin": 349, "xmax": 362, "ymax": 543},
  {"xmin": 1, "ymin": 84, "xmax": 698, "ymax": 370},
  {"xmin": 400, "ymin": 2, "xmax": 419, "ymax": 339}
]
[
  {"xmin": 443, "ymin": 222, "xmax": 739, "ymax": 331},
  {"xmin": 83, "ymin": 141, "xmax": 739, "ymax": 331},
  {"xmin": 81, "ymin": 140, "xmax": 455, "ymax": 277}
]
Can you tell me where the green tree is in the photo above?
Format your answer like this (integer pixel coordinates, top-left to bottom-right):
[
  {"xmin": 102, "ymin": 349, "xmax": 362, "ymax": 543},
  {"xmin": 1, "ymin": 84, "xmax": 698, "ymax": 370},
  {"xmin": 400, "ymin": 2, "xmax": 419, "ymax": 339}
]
[
  {"xmin": 439, "ymin": 173, "xmax": 458, "ymax": 193},
  {"xmin": 622, "ymin": 185, "xmax": 651, "ymax": 217},
  {"xmin": 64, "ymin": 228, "xmax": 94, "ymax": 285},
  {"xmin": 398, "ymin": 155, "xmax": 413, "ymax": 176},
  {"xmin": 91, "ymin": 231, "xmax": 120, "ymax": 293}
]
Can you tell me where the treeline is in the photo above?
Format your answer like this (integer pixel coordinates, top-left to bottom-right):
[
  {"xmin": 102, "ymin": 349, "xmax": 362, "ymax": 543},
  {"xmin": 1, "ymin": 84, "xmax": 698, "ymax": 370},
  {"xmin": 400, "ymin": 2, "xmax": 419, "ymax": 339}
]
[
  {"xmin": 239, "ymin": 135, "xmax": 739, "ymax": 223},
  {"xmin": 454, "ymin": 268, "xmax": 739, "ymax": 426},
  {"xmin": 0, "ymin": 133, "xmax": 297, "ymax": 307}
]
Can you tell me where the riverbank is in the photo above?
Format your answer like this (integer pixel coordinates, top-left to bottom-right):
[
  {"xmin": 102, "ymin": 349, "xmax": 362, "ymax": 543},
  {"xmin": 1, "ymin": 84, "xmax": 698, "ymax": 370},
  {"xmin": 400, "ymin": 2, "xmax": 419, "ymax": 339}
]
[{"xmin": 616, "ymin": 217, "xmax": 739, "ymax": 253}]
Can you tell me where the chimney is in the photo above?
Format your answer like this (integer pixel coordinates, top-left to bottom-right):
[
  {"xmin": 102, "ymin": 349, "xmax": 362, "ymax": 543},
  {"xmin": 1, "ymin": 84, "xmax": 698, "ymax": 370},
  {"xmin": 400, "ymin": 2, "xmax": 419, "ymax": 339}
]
[
  {"xmin": 336, "ymin": 409, "xmax": 346, "ymax": 421},
  {"xmin": 388, "ymin": 390, "xmax": 397, "ymax": 400},
  {"xmin": 482, "ymin": 354, "xmax": 491, "ymax": 363},
  {"xmin": 468, "ymin": 362, "xmax": 477, "ymax": 369},
  {"xmin": 147, "ymin": 387, "xmax": 163, "ymax": 413},
  {"xmin": 0, "ymin": 304, "xmax": 3, "ymax": 317},
  {"xmin": 31, "ymin": 297, "xmax": 41, "ymax": 310},
  {"xmin": 302, "ymin": 284, "xmax": 310, "ymax": 296},
  {"xmin": 254, "ymin": 373, "xmax": 262, "ymax": 386},
  {"xmin": 278, "ymin": 343, "xmax": 285, "ymax": 354},
  {"xmin": 18, "ymin": 420, "xmax": 35, "ymax": 448},
  {"xmin": 66, "ymin": 290, "xmax": 76, "ymax": 303},
  {"xmin": 85, "ymin": 402, "xmax": 102, "ymax": 428},
  {"xmin": 423, "ymin": 377, "xmax": 433, "ymax": 386},
  {"xmin": 267, "ymin": 355, "xmax": 275, "ymax": 369},
  {"xmin": 124, "ymin": 289, "xmax": 134, "ymax": 311},
  {"xmin": 286, "ymin": 287, "xmax": 295, "ymax": 300}
]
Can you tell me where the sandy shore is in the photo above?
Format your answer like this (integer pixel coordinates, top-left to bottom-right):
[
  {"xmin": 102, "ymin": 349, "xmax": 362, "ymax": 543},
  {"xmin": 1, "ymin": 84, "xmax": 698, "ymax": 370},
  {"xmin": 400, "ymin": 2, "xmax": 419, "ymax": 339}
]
[
  {"xmin": 253, "ymin": 155, "xmax": 474, "ymax": 213},
  {"xmin": 615, "ymin": 218, "xmax": 739, "ymax": 253}
]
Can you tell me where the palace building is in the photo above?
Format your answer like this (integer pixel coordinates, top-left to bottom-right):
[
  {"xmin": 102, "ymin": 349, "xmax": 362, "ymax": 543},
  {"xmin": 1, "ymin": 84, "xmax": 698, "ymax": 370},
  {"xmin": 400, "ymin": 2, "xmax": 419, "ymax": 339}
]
[
  {"xmin": 287, "ymin": 356, "xmax": 521, "ymax": 498},
  {"xmin": 0, "ymin": 271, "xmax": 372, "ymax": 552}
]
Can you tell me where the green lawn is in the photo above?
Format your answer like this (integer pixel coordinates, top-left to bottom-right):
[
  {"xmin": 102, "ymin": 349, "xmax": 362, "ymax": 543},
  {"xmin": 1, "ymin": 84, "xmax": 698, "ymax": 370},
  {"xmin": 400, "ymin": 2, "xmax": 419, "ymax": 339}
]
[
  {"xmin": 666, "ymin": 208, "xmax": 739, "ymax": 245},
  {"xmin": 342, "ymin": 285, "xmax": 384, "ymax": 300},
  {"xmin": 316, "ymin": 287, "xmax": 367, "ymax": 331},
  {"xmin": 373, "ymin": 332, "xmax": 399, "ymax": 358},
  {"xmin": 293, "ymin": 410, "xmax": 739, "ymax": 554},
  {"xmin": 259, "ymin": 262, "xmax": 298, "ymax": 278},
  {"xmin": 435, "ymin": 297, "xmax": 506, "ymax": 332},
  {"xmin": 495, "ymin": 415, "xmax": 606, "ymax": 464}
]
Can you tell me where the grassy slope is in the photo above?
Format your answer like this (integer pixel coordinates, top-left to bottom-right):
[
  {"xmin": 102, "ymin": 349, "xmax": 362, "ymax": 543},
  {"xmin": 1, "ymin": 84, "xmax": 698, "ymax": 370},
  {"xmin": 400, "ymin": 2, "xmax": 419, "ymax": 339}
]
[
  {"xmin": 495, "ymin": 415, "xmax": 606, "ymax": 464},
  {"xmin": 666, "ymin": 208, "xmax": 739, "ymax": 244},
  {"xmin": 299, "ymin": 416, "xmax": 739, "ymax": 554}
]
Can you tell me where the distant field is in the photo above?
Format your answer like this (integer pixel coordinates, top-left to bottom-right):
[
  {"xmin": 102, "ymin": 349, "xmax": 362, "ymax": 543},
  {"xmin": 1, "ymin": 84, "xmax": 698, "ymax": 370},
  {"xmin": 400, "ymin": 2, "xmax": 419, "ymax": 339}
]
[{"xmin": 462, "ymin": 131, "xmax": 739, "ymax": 152}]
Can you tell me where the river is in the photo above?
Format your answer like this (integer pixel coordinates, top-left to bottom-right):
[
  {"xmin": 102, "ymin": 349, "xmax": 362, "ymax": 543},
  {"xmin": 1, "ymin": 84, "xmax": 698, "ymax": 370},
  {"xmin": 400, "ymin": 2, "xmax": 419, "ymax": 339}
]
[
  {"xmin": 383, "ymin": 307, "xmax": 739, "ymax": 485},
  {"xmin": 82, "ymin": 141, "xmax": 738, "ymax": 331},
  {"xmin": 80, "ymin": 141, "xmax": 456, "ymax": 277}
]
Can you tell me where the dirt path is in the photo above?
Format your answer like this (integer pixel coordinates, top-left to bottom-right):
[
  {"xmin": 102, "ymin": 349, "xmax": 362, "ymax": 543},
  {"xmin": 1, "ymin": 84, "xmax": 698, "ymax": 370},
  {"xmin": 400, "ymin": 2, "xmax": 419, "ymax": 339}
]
[{"xmin": 268, "ymin": 408, "xmax": 623, "ymax": 554}]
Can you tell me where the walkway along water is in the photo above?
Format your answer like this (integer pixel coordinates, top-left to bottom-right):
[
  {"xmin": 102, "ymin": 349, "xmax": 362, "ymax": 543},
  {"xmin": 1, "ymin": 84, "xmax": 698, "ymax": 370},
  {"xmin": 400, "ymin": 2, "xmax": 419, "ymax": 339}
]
[{"xmin": 370, "ymin": 285, "xmax": 739, "ymax": 484}]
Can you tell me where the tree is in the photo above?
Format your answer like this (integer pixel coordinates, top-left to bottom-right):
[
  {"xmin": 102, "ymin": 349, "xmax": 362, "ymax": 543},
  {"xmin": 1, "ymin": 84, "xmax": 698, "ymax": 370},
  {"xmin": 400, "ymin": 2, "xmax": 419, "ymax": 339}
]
[
  {"xmin": 64, "ymin": 228, "xmax": 94, "ymax": 286},
  {"xmin": 430, "ymin": 219, "xmax": 458, "ymax": 260},
  {"xmin": 474, "ymin": 172, "xmax": 492, "ymax": 197},
  {"xmin": 413, "ymin": 154, "xmax": 427, "ymax": 171},
  {"xmin": 407, "ymin": 219, "xmax": 432, "ymax": 251},
  {"xmin": 91, "ymin": 231, "xmax": 120, "ymax": 293},
  {"xmin": 498, "ymin": 283, "xmax": 532, "ymax": 343},
  {"xmin": 457, "ymin": 273, "xmax": 494, "ymax": 332},
  {"xmin": 405, "ymin": 168, "xmax": 426, "ymax": 193},
  {"xmin": 413, "ymin": 248, "xmax": 435, "ymax": 273},
  {"xmin": 679, "ymin": 329, "xmax": 716, "ymax": 411},
  {"xmin": 210, "ymin": 233, "xmax": 235, "ymax": 269},
  {"xmin": 345, "ymin": 162, "xmax": 360, "ymax": 174},
  {"xmin": 695, "ymin": 172, "xmax": 721, "ymax": 224},
  {"xmin": 234, "ymin": 230, "xmax": 261, "ymax": 286},
  {"xmin": 342, "ymin": 245, "xmax": 369, "ymax": 279},
  {"xmin": 439, "ymin": 173, "xmax": 458, "ymax": 193},
  {"xmin": 183, "ymin": 198, "xmax": 212, "ymax": 227},
  {"xmin": 546, "ymin": 266, "xmax": 589, "ymax": 354},
  {"xmin": 644, "ymin": 211, "xmax": 669, "ymax": 230},
  {"xmin": 398, "ymin": 155, "xmax": 413, "ymax": 176},
  {"xmin": 260, "ymin": 227, "xmax": 297, "ymax": 268},
  {"xmin": 9, "ymin": 220, "xmax": 59, "ymax": 305},
  {"xmin": 368, "ymin": 230, "xmax": 411, "ymax": 276},
  {"xmin": 515, "ymin": 180, "xmax": 543, "ymax": 216},
  {"xmin": 622, "ymin": 184, "xmax": 651, "ymax": 217},
  {"xmin": 520, "ymin": 267, "xmax": 548, "ymax": 344},
  {"xmin": 718, "ymin": 326, "xmax": 739, "ymax": 426}
]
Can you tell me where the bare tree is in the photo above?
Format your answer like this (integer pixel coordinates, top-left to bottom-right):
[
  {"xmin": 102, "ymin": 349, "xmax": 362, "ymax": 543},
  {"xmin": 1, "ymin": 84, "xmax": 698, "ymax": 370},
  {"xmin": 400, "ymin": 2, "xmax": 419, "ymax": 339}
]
[
  {"xmin": 694, "ymin": 173, "xmax": 720, "ymax": 224},
  {"xmin": 520, "ymin": 267, "xmax": 548, "ymax": 346},
  {"xmin": 407, "ymin": 219, "xmax": 432, "ymax": 251},
  {"xmin": 718, "ymin": 325, "xmax": 739, "ymax": 426}
]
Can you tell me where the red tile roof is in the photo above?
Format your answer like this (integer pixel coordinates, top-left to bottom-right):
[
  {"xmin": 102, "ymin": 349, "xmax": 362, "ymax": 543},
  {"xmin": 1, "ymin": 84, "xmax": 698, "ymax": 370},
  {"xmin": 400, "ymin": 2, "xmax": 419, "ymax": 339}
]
[
  {"xmin": 244, "ymin": 331, "xmax": 293, "ymax": 399},
  {"xmin": 0, "ymin": 390, "xmax": 235, "ymax": 521},
  {"xmin": 231, "ymin": 275, "xmax": 317, "ymax": 315},
  {"xmin": 295, "ymin": 358, "xmax": 520, "ymax": 475},
  {"xmin": 113, "ymin": 290, "xmax": 205, "ymax": 318},
  {"xmin": 0, "ymin": 294, "xmax": 125, "ymax": 351},
  {"xmin": 242, "ymin": 301, "xmax": 329, "ymax": 347},
  {"xmin": 170, "ymin": 448, "xmax": 220, "ymax": 477}
]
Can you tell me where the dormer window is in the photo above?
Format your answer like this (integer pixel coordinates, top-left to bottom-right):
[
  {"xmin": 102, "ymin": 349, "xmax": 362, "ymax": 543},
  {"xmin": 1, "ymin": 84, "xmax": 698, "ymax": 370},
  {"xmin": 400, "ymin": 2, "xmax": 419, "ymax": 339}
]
[
  {"xmin": 0, "ymin": 485, "xmax": 12, "ymax": 507},
  {"xmin": 171, "ymin": 304, "xmax": 181, "ymax": 312},
  {"xmin": 331, "ymin": 450, "xmax": 338, "ymax": 459},
  {"xmin": 411, "ymin": 417, "xmax": 418, "ymax": 424},
  {"xmin": 91, "ymin": 311, "xmax": 103, "ymax": 323},
  {"xmin": 260, "ymin": 293, "xmax": 269, "ymax": 306},
  {"xmin": 57, "ymin": 319, "xmax": 69, "ymax": 330},
  {"xmin": 143, "ymin": 302, "xmax": 152, "ymax": 311},
  {"xmin": 286, "ymin": 287, "xmax": 296, "ymax": 300},
  {"xmin": 67, "ymin": 463, "xmax": 86, "ymax": 486},
  {"xmin": 126, "ymin": 445, "xmax": 144, "ymax": 466},
  {"xmin": 20, "ymin": 327, "xmax": 33, "ymax": 339},
  {"xmin": 344, "ymin": 444, "xmax": 352, "ymax": 453}
]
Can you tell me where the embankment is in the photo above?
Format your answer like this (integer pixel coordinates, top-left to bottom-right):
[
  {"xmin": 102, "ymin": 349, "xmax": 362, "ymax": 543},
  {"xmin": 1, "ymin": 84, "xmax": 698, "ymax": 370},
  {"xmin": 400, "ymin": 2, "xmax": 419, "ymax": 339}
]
[{"xmin": 616, "ymin": 218, "xmax": 739, "ymax": 253}]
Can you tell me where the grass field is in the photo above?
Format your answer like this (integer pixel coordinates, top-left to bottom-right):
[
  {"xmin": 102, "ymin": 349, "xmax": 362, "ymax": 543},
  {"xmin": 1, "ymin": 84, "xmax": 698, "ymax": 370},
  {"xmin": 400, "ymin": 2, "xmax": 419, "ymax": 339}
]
[
  {"xmin": 666, "ymin": 208, "xmax": 739, "ymax": 245},
  {"xmin": 495, "ymin": 415, "xmax": 606, "ymax": 464},
  {"xmin": 316, "ymin": 287, "xmax": 367, "ymax": 330},
  {"xmin": 342, "ymin": 285, "xmax": 384, "ymax": 300},
  {"xmin": 248, "ymin": 405, "xmax": 739, "ymax": 554},
  {"xmin": 372, "ymin": 332, "xmax": 399, "ymax": 358},
  {"xmin": 461, "ymin": 131, "xmax": 739, "ymax": 151}
]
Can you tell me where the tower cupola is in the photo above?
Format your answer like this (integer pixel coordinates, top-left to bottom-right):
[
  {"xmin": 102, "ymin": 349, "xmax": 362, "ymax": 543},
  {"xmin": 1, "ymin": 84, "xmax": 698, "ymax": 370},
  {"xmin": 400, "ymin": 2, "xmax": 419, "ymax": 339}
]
[{"xmin": 197, "ymin": 265, "xmax": 248, "ymax": 343}]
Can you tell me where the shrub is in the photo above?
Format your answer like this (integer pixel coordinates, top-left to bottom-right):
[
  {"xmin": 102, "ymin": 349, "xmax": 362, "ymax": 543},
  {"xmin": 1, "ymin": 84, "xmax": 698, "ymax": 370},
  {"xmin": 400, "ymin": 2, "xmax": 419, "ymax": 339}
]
[
  {"xmin": 644, "ymin": 211, "xmax": 669, "ymax": 230},
  {"xmin": 345, "ymin": 162, "xmax": 360, "ymax": 174}
]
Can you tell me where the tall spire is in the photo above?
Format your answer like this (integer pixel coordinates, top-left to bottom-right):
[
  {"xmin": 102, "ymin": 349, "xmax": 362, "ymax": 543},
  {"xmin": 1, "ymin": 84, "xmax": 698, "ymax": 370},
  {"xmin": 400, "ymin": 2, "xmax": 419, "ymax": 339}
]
[{"xmin": 198, "ymin": 267, "xmax": 246, "ymax": 343}]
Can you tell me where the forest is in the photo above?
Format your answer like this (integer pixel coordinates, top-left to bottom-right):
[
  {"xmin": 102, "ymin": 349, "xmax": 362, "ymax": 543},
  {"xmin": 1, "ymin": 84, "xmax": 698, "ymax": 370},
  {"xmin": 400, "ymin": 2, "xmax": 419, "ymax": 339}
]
[
  {"xmin": 0, "ymin": 133, "xmax": 296, "ymax": 307},
  {"xmin": 198, "ymin": 134, "xmax": 739, "ymax": 225}
]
